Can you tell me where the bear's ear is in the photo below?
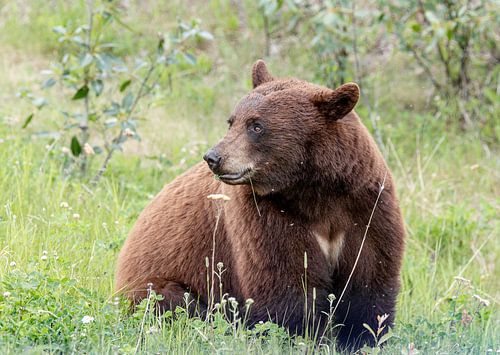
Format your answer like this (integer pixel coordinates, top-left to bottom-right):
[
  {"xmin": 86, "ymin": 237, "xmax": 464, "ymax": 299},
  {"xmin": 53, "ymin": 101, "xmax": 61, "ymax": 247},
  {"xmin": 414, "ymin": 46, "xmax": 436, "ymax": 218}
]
[
  {"xmin": 252, "ymin": 60, "xmax": 274, "ymax": 88},
  {"xmin": 311, "ymin": 83, "xmax": 360, "ymax": 120}
]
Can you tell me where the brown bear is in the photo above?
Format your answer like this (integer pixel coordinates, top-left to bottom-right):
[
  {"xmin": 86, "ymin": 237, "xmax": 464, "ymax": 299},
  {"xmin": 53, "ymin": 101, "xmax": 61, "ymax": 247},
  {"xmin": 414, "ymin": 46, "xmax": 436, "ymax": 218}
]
[{"xmin": 115, "ymin": 60, "xmax": 405, "ymax": 350}]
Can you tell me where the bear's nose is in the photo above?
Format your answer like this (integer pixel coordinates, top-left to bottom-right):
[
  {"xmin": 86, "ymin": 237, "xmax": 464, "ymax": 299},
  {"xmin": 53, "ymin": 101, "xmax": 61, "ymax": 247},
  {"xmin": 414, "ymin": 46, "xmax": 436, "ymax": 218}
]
[{"xmin": 203, "ymin": 149, "xmax": 222, "ymax": 171}]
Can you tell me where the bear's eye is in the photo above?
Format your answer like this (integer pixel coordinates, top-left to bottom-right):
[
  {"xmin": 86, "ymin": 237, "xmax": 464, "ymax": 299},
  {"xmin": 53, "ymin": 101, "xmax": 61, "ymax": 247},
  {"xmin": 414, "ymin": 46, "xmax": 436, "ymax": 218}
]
[{"xmin": 249, "ymin": 123, "xmax": 264, "ymax": 134}]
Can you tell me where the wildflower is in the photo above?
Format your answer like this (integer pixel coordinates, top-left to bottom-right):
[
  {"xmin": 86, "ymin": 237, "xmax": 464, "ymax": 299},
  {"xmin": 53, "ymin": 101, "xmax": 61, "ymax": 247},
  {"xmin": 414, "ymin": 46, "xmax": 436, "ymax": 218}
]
[
  {"xmin": 83, "ymin": 143, "xmax": 95, "ymax": 155},
  {"xmin": 473, "ymin": 294, "xmax": 490, "ymax": 307},
  {"xmin": 454, "ymin": 276, "xmax": 471, "ymax": 286},
  {"xmin": 245, "ymin": 298, "xmax": 254, "ymax": 306},
  {"xmin": 61, "ymin": 147, "xmax": 71, "ymax": 155},
  {"xmin": 73, "ymin": 213, "xmax": 80, "ymax": 220},
  {"xmin": 60, "ymin": 202, "xmax": 69, "ymax": 208},
  {"xmin": 461, "ymin": 309, "xmax": 473, "ymax": 327},
  {"xmin": 207, "ymin": 194, "xmax": 231, "ymax": 201},
  {"xmin": 228, "ymin": 297, "xmax": 236, "ymax": 303},
  {"xmin": 42, "ymin": 250, "xmax": 48, "ymax": 255},
  {"xmin": 123, "ymin": 128, "xmax": 135, "ymax": 137},
  {"xmin": 217, "ymin": 262, "xmax": 224, "ymax": 270},
  {"xmin": 9, "ymin": 261, "xmax": 16, "ymax": 267},
  {"xmin": 81, "ymin": 315, "xmax": 94, "ymax": 324},
  {"xmin": 3, "ymin": 291, "xmax": 11, "ymax": 298},
  {"xmin": 41, "ymin": 255, "xmax": 48, "ymax": 261},
  {"xmin": 328, "ymin": 294, "xmax": 336, "ymax": 302},
  {"xmin": 147, "ymin": 326, "xmax": 159, "ymax": 334}
]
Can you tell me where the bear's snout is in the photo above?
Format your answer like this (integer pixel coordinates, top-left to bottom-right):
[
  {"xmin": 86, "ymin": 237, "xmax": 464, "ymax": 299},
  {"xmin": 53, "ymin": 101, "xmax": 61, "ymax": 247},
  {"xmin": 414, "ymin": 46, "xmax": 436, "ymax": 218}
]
[{"xmin": 203, "ymin": 148, "xmax": 222, "ymax": 172}]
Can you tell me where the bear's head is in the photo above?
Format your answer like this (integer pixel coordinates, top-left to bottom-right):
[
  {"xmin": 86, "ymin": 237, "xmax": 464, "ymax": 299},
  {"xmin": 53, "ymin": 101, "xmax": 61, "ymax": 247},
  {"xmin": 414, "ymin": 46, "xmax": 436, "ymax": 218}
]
[{"xmin": 203, "ymin": 60, "xmax": 360, "ymax": 196}]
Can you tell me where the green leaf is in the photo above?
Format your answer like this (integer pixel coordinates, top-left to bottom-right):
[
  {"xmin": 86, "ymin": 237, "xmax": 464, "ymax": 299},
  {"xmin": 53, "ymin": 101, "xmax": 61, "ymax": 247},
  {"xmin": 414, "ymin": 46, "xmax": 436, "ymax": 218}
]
[
  {"xmin": 183, "ymin": 52, "xmax": 196, "ymax": 65},
  {"xmin": 378, "ymin": 332, "xmax": 393, "ymax": 346},
  {"xmin": 52, "ymin": 26, "xmax": 67, "ymax": 35},
  {"xmin": 197, "ymin": 30, "xmax": 214, "ymax": 41},
  {"xmin": 41, "ymin": 78, "xmax": 56, "ymax": 89},
  {"xmin": 32, "ymin": 97, "xmax": 48, "ymax": 108},
  {"xmin": 411, "ymin": 22, "xmax": 422, "ymax": 33},
  {"xmin": 80, "ymin": 53, "xmax": 93, "ymax": 67},
  {"xmin": 91, "ymin": 80, "xmax": 104, "ymax": 96},
  {"xmin": 88, "ymin": 113, "xmax": 98, "ymax": 122},
  {"xmin": 72, "ymin": 85, "xmax": 89, "ymax": 100},
  {"xmin": 70, "ymin": 136, "xmax": 82, "ymax": 157},
  {"xmin": 104, "ymin": 118, "xmax": 118, "ymax": 128},
  {"xmin": 484, "ymin": 88, "xmax": 498, "ymax": 103},
  {"xmin": 119, "ymin": 79, "xmax": 132, "ymax": 92},
  {"xmin": 363, "ymin": 323, "xmax": 377, "ymax": 341},
  {"xmin": 93, "ymin": 146, "xmax": 103, "ymax": 155},
  {"xmin": 22, "ymin": 113, "xmax": 34, "ymax": 129},
  {"xmin": 122, "ymin": 92, "xmax": 134, "ymax": 112}
]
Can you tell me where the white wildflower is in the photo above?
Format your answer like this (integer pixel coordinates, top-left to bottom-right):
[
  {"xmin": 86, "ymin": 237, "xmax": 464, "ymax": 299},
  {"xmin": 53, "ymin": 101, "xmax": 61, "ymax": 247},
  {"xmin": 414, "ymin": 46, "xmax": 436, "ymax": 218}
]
[
  {"xmin": 81, "ymin": 315, "xmax": 94, "ymax": 324},
  {"xmin": 147, "ymin": 326, "xmax": 159, "ymax": 334},
  {"xmin": 60, "ymin": 202, "xmax": 69, "ymax": 208},
  {"xmin": 473, "ymin": 294, "xmax": 490, "ymax": 307},
  {"xmin": 9, "ymin": 261, "xmax": 16, "ymax": 267},
  {"xmin": 245, "ymin": 298, "xmax": 254, "ymax": 306},
  {"xmin": 72, "ymin": 213, "xmax": 80, "ymax": 220},
  {"xmin": 3, "ymin": 291, "xmax": 11, "ymax": 298}
]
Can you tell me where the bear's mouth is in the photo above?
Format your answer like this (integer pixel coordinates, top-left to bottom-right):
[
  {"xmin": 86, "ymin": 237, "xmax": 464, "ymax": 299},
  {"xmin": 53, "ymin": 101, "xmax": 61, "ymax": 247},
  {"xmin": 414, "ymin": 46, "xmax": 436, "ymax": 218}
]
[{"xmin": 217, "ymin": 168, "xmax": 252, "ymax": 185}]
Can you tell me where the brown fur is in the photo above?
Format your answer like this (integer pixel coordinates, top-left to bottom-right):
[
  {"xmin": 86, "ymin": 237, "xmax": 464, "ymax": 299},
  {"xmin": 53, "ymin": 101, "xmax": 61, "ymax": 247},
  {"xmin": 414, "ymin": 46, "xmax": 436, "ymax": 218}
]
[{"xmin": 116, "ymin": 60, "xmax": 405, "ymax": 350}]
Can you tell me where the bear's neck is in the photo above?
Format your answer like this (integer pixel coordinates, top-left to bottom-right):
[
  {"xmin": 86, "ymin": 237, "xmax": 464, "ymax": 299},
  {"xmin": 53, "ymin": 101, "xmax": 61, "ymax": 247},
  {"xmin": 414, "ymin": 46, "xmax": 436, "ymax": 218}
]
[{"xmin": 267, "ymin": 113, "xmax": 389, "ymax": 223}]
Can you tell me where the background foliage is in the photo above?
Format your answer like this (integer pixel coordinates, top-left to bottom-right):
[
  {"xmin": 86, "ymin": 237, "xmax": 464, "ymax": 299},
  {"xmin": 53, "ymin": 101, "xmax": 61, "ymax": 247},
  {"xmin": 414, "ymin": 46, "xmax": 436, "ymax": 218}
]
[{"xmin": 0, "ymin": 0, "xmax": 498, "ymax": 353}]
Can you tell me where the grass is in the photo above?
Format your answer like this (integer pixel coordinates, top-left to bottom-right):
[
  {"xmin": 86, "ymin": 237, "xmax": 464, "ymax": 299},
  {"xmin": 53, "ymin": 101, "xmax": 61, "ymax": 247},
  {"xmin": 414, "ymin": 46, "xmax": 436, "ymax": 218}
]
[{"xmin": 0, "ymin": 0, "xmax": 499, "ymax": 353}]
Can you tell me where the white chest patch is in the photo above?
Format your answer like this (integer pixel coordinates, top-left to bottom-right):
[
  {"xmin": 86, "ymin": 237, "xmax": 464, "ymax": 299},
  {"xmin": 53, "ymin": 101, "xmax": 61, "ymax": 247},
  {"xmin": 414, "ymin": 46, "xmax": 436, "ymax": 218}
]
[{"xmin": 314, "ymin": 231, "xmax": 345, "ymax": 267}]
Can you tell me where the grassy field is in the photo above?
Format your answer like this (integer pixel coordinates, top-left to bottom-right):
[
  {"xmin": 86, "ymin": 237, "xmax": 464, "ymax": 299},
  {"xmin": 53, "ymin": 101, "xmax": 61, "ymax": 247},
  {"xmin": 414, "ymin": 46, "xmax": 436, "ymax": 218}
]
[{"xmin": 0, "ymin": 1, "xmax": 499, "ymax": 353}]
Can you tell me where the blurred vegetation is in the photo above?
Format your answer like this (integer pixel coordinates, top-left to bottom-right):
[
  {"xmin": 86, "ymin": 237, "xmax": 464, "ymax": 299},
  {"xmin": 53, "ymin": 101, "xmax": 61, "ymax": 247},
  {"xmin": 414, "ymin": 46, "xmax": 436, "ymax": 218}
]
[{"xmin": 0, "ymin": 0, "xmax": 498, "ymax": 353}]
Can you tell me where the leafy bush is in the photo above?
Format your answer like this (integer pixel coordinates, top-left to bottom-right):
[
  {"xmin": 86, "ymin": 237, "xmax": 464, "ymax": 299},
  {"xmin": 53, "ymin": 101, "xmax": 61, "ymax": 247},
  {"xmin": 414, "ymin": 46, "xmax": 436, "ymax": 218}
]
[{"xmin": 19, "ymin": 0, "xmax": 213, "ymax": 182}]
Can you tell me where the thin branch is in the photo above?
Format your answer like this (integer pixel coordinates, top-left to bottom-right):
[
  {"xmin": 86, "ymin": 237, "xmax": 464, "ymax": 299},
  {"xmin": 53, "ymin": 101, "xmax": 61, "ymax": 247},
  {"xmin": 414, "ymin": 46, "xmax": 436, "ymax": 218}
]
[
  {"xmin": 91, "ymin": 63, "xmax": 156, "ymax": 185},
  {"xmin": 408, "ymin": 44, "xmax": 442, "ymax": 91},
  {"xmin": 263, "ymin": 12, "xmax": 271, "ymax": 57},
  {"xmin": 80, "ymin": 0, "xmax": 94, "ymax": 175},
  {"xmin": 351, "ymin": 1, "xmax": 385, "ymax": 155}
]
